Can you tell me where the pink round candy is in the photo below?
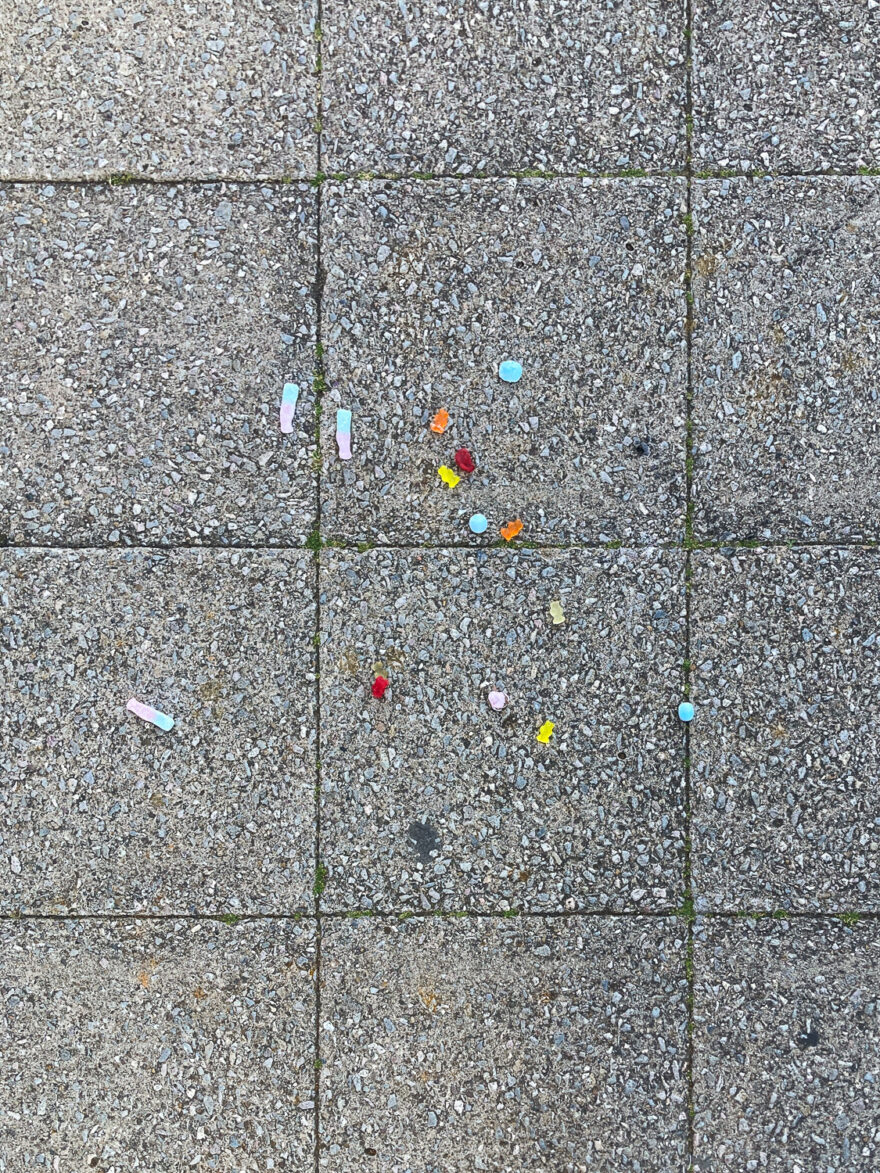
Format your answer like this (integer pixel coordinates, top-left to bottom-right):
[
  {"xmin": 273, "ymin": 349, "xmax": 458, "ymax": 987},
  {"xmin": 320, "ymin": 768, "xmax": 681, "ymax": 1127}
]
[{"xmin": 488, "ymin": 691, "xmax": 507, "ymax": 711}]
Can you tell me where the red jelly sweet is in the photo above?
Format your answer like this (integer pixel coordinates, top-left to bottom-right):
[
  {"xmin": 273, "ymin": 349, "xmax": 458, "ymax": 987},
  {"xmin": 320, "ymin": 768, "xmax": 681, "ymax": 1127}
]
[
  {"xmin": 372, "ymin": 676, "xmax": 390, "ymax": 699},
  {"xmin": 454, "ymin": 448, "xmax": 475, "ymax": 473}
]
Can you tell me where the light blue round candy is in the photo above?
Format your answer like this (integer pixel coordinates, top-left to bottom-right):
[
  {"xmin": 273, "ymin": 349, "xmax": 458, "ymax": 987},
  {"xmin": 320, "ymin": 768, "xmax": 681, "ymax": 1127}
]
[
  {"xmin": 469, "ymin": 513, "xmax": 488, "ymax": 534},
  {"xmin": 678, "ymin": 701, "xmax": 695, "ymax": 722},
  {"xmin": 498, "ymin": 360, "xmax": 523, "ymax": 383}
]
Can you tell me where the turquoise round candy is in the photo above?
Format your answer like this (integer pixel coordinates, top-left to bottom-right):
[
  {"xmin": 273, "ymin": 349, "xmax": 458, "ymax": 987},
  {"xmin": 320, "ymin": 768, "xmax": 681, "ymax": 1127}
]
[
  {"xmin": 498, "ymin": 360, "xmax": 523, "ymax": 383},
  {"xmin": 469, "ymin": 513, "xmax": 488, "ymax": 534},
  {"xmin": 678, "ymin": 701, "xmax": 695, "ymax": 722}
]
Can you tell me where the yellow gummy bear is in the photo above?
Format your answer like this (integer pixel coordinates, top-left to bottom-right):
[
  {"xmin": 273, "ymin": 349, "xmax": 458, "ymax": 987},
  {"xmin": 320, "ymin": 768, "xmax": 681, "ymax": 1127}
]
[
  {"xmin": 549, "ymin": 600, "xmax": 565, "ymax": 625},
  {"xmin": 536, "ymin": 720, "xmax": 555, "ymax": 745},
  {"xmin": 438, "ymin": 465, "xmax": 461, "ymax": 488}
]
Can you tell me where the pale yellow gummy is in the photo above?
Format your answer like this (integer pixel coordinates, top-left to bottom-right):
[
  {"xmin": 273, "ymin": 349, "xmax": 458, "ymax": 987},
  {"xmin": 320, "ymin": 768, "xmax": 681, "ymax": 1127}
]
[
  {"xmin": 438, "ymin": 465, "xmax": 461, "ymax": 488},
  {"xmin": 549, "ymin": 600, "xmax": 565, "ymax": 625},
  {"xmin": 536, "ymin": 720, "xmax": 555, "ymax": 744}
]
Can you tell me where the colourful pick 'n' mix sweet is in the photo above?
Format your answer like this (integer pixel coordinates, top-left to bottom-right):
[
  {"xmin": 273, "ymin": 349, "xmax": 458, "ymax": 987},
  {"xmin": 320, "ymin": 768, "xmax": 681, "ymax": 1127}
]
[{"xmin": 279, "ymin": 383, "xmax": 299, "ymax": 434}]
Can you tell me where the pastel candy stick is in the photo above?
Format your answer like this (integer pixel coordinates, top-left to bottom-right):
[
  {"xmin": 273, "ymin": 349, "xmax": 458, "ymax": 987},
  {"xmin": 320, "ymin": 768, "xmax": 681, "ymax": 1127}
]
[
  {"xmin": 336, "ymin": 409, "xmax": 352, "ymax": 460},
  {"xmin": 127, "ymin": 698, "xmax": 175, "ymax": 732},
  {"xmin": 279, "ymin": 383, "xmax": 300, "ymax": 434}
]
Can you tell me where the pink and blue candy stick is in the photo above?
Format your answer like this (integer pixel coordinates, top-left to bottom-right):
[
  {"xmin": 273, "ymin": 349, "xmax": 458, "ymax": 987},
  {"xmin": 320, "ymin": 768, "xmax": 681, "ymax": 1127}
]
[
  {"xmin": 336, "ymin": 409, "xmax": 352, "ymax": 460},
  {"xmin": 279, "ymin": 383, "xmax": 300, "ymax": 434},
  {"xmin": 127, "ymin": 698, "xmax": 175, "ymax": 732}
]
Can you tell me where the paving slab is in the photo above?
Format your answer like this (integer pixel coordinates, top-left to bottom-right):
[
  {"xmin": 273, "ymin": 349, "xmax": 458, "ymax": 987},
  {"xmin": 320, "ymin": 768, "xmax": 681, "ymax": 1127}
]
[
  {"xmin": 0, "ymin": 181, "xmax": 317, "ymax": 546},
  {"xmin": 693, "ymin": 916, "xmax": 880, "ymax": 1172},
  {"xmin": 0, "ymin": 917, "xmax": 316, "ymax": 1170},
  {"xmin": 320, "ymin": 178, "xmax": 687, "ymax": 546},
  {"xmin": 0, "ymin": 548, "xmax": 316, "ymax": 914},
  {"xmin": 694, "ymin": 0, "xmax": 880, "ymax": 173},
  {"xmin": 319, "ymin": 915, "xmax": 689, "ymax": 1171},
  {"xmin": 692, "ymin": 176, "xmax": 880, "ymax": 543},
  {"xmin": 691, "ymin": 547, "xmax": 880, "ymax": 913},
  {"xmin": 0, "ymin": 0, "xmax": 317, "ymax": 180},
  {"xmin": 319, "ymin": 546, "xmax": 685, "ymax": 913},
  {"xmin": 321, "ymin": 0, "xmax": 686, "ymax": 176}
]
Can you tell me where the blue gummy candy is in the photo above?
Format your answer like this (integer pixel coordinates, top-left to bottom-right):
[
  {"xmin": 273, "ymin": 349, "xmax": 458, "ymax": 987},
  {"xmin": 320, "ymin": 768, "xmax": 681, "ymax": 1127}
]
[{"xmin": 498, "ymin": 360, "xmax": 523, "ymax": 383}]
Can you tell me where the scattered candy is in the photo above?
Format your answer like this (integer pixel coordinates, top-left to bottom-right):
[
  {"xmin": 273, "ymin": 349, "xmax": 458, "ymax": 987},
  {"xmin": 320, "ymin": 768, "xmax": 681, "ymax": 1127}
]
[
  {"xmin": 488, "ymin": 690, "xmax": 507, "ymax": 711},
  {"xmin": 336, "ymin": 409, "xmax": 352, "ymax": 460},
  {"xmin": 536, "ymin": 720, "xmax": 555, "ymax": 744},
  {"xmin": 279, "ymin": 382, "xmax": 299, "ymax": 434},
  {"xmin": 438, "ymin": 465, "xmax": 461, "ymax": 488},
  {"xmin": 127, "ymin": 698, "xmax": 174, "ymax": 732},
  {"xmin": 454, "ymin": 448, "xmax": 475, "ymax": 473},
  {"xmin": 500, "ymin": 519, "xmax": 523, "ymax": 542},
  {"xmin": 498, "ymin": 360, "xmax": 523, "ymax": 383},
  {"xmin": 469, "ymin": 513, "xmax": 488, "ymax": 534},
  {"xmin": 372, "ymin": 676, "xmax": 390, "ymax": 699},
  {"xmin": 678, "ymin": 701, "xmax": 695, "ymax": 722},
  {"xmin": 549, "ymin": 600, "xmax": 565, "ymax": 625},
  {"xmin": 430, "ymin": 409, "xmax": 449, "ymax": 434}
]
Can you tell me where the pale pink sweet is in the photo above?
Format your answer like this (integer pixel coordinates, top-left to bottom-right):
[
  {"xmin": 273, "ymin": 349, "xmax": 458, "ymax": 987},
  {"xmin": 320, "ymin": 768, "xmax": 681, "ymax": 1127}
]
[
  {"xmin": 488, "ymin": 690, "xmax": 507, "ymax": 711},
  {"xmin": 127, "ymin": 698, "xmax": 175, "ymax": 731}
]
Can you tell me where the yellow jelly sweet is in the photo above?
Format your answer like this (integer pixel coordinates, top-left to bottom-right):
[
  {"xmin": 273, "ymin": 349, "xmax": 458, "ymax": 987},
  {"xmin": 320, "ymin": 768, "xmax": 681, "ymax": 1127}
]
[
  {"xmin": 536, "ymin": 720, "xmax": 555, "ymax": 744},
  {"xmin": 549, "ymin": 600, "xmax": 565, "ymax": 625},
  {"xmin": 438, "ymin": 465, "xmax": 461, "ymax": 488}
]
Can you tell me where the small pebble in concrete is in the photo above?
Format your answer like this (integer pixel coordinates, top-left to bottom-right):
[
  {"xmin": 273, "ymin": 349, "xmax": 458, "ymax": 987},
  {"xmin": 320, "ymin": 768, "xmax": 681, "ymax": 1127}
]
[
  {"xmin": 279, "ymin": 383, "xmax": 299, "ymax": 434},
  {"xmin": 126, "ymin": 698, "xmax": 174, "ymax": 732},
  {"xmin": 678, "ymin": 701, "xmax": 694, "ymax": 722},
  {"xmin": 499, "ymin": 360, "xmax": 523, "ymax": 383},
  {"xmin": 469, "ymin": 513, "xmax": 488, "ymax": 534}
]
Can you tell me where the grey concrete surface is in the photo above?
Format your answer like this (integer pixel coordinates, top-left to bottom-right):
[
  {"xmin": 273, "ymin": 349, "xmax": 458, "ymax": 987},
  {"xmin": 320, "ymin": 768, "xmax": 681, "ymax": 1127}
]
[
  {"xmin": 691, "ymin": 547, "xmax": 880, "ymax": 912},
  {"xmin": 0, "ymin": 548, "xmax": 316, "ymax": 913},
  {"xmin": 319, "ymin": 546, "xmax": 685, "ymax": 913},
  {"xmin": 0, "ymin": 0, "xmax": 317, "ymax": 180},
  {"xmin": 694, "ymin": 0, "xmax": 880, "ymax": 173},
  {"xmin": 692, "ymin": 177, "xmax": 880, "ymax": 543},
  {"xmin": 1, "ymin": 1, "xmax": 877, "ymax": 1168},
  {"xmin": 321, "ymin": 0, "xmax": 687, "ymax": 176},
  {"xmin": 0, "ymin": 181, "xmax": 317, "ymax": 546},
  {"xmin": 693, "ymin": 916, "xmax": 880, "ymax": 1171},
  {"xmin": 0, "ymin": 917, "xmax": 317, "ymax": 1170},
  {"xmin": 320, "ymin": 915, "xmax": 689, "ymax": 1171},
  {"xmin": 321, "ymin": 177, "xmax": 687, "ymax": 546}
]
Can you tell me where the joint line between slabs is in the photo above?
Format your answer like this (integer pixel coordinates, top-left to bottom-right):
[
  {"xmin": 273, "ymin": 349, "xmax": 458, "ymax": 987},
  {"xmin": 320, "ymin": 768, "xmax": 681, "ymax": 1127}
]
[
  {"xmin": 683, "ymin": 0, "xmax": 697, "ymax": 1163},
  {"xmin": 0, "ymin": 908, "xmax": 875, "ymax": 924},
  {"xmin": 312, "ymin": 7, "xmax": 325, "ymax": 1166},
  {"xmin": 5, "ymin": 538, "xmax": 880, "ymax": 556},
  {"xmin": 3, "ymin": 168, "xmax": 880, "ymax": 188}
]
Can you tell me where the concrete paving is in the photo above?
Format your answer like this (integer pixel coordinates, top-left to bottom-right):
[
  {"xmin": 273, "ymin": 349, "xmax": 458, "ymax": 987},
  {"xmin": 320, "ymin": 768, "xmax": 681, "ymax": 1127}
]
[{"xmin": 1, "ymin": 1, "xmax": 878, "ymax": 1168}]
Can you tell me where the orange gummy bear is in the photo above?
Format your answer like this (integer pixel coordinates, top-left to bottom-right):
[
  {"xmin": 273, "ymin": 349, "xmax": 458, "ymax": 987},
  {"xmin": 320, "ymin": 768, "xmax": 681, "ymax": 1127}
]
[
  {"xmin": 500, "ymin": 519, "xmax": 523, "ymax": 541},
  {"xmin": 430, "ymin": 408, "xmax": 449, "ymax": 434}
]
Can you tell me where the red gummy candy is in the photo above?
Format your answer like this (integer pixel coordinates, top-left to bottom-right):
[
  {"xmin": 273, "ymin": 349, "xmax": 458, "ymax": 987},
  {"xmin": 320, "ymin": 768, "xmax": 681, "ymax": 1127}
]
[
  {"xmin": 454, "ymin": 448, "xmax": 475, "ymax": 473},
  {"xmin": 372, "ymin": 676, "xmax": 390, "ymax": 699}
]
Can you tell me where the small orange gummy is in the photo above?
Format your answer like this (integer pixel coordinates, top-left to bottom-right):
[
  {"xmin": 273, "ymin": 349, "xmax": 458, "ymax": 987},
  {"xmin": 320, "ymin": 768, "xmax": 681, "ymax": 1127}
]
[
  {"xmin": 430, "ymin": 408, "xmax": 449, "ymax": 434},
  {"xmin": 500, "ymin": 519, "xmax": 523, "ymax": 541}
]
